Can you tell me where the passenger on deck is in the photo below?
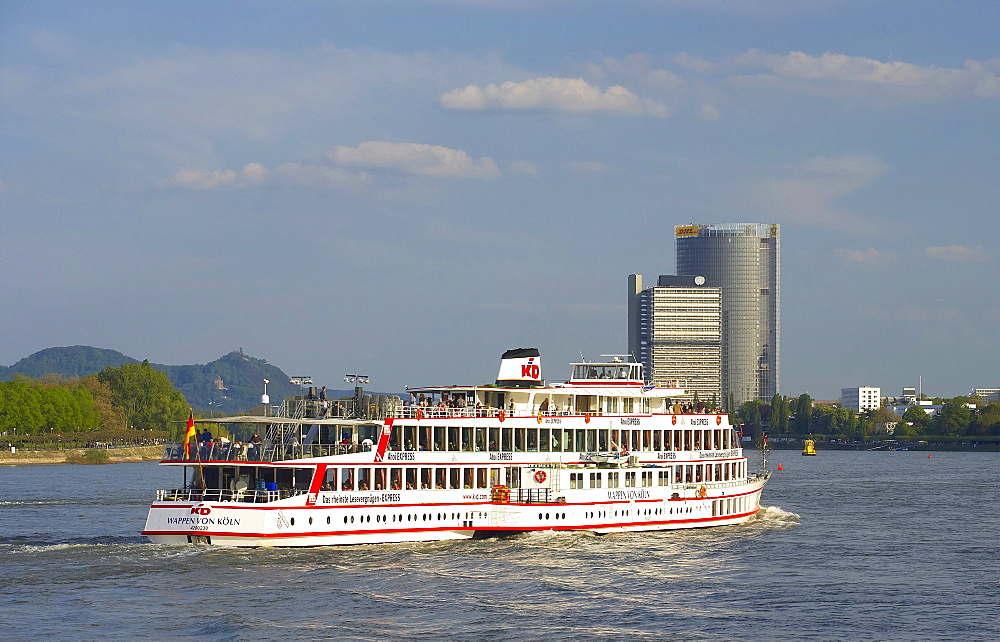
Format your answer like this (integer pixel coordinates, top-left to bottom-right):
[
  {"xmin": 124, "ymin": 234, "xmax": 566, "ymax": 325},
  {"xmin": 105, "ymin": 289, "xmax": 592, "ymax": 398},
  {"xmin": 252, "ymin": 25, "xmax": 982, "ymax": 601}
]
[{"xmin": 539, "ymin": 398, "xmax": 550, "ymax": 412}]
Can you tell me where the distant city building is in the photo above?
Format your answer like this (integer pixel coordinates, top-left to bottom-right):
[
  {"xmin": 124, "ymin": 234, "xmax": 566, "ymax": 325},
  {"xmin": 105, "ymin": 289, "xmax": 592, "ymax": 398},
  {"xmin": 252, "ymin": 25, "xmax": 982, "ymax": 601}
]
[
  {"xmin": 674, "ymin": 223, "xmax": 780, "ymax": 405},
  {"xmin": 972, "ymin": 388, "xmax": 1000, "ymax": 403},
  {"xmin": 628, "ymin": 274, "xmax": 722, "ymax": 403},
  {"xmin": 841, "ymin": 386, "xmax": 881, "ymax": 413},
  {"xmin": 886, "ymin": 399, "xmax": 943, "ymax": 419}
]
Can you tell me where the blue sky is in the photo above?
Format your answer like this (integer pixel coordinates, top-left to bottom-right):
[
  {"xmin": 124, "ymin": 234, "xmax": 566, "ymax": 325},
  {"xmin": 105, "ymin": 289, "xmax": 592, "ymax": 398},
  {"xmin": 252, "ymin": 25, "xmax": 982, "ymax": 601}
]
[{"xmin": 3, "ymin": 0, "xmax": 999, "ymax": 400}]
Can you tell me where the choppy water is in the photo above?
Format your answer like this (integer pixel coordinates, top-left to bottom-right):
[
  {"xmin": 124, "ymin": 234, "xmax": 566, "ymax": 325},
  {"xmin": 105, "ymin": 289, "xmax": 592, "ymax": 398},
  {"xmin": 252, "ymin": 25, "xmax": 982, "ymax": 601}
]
[{"xmin": 2, "ymin": 451, "xmax": 998, "ymax": 639}]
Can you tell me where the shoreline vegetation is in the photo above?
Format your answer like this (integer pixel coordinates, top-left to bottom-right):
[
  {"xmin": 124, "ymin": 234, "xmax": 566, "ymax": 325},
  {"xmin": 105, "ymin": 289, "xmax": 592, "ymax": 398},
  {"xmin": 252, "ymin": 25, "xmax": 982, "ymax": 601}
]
[
  {"xmin": 0, "ymin": 444, "xmax": 163, "ymax": 466},
  {"xmin": 4, "ymin": 438, "xmax": 1000, "ymax": 467}
]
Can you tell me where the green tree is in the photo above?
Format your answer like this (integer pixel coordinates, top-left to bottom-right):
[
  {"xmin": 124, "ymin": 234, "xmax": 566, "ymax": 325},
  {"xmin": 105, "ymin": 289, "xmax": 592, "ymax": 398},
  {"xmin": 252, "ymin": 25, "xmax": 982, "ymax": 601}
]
[
  {"xmin": 97, "ymin": 360, "xmax": 189, "ymax": 433},
  {"xmin": 739, "ymin": 400, "xmax": 763, "ymax": 441},
  {"xmin": 930, "ymin": 398, "xmax": 972, "ymax": 436},
  {"xmin": 901, "ymin": 405, "xmax": 929, "ymax": 433},
  {"xmin": 969, "ymin": 402, "xmax": 1000, "ymax": 436},
  {"xmin": 793, "ymin": 393, "xmax": 812, "ymax": 434},
  {"xmin": 770, "ymin": 393, "xmax": 790, "ymax": 435}
]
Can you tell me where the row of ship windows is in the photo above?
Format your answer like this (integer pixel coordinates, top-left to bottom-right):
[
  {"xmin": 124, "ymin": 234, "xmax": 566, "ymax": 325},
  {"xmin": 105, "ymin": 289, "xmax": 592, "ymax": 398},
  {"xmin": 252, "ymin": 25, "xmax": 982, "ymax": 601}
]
[
  {"xmin": 282, "ymin": 504, "xmax": 746, "ymax": 528},
  {"xmin": 289, "ymin": 511, "xmax": 490, "ymax": 527},
  {"xmin": 568, "ymin": 462, "xmax": 746, "ymax": 489},
  {"xmin": 712, "ymin": 496, "xmax": 749, "ymax": 516},
  {"xmin": 320, "ymin": 460, "xmax": 746, "ymax": 492},
  {"xmin": 391, "ymin": 427, "xmax": 737, "ymax": 453}
]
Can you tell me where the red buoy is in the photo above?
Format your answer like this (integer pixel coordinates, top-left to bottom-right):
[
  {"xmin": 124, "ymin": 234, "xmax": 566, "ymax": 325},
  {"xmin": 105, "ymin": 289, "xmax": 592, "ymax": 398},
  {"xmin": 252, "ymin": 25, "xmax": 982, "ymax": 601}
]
[
  {"xmin": 927, "ymin": 454, "xmax": 933, "ymax": 458},
  {"xmin": 777, "ymin": 464, "xmax": 784, "ymax": 471}
]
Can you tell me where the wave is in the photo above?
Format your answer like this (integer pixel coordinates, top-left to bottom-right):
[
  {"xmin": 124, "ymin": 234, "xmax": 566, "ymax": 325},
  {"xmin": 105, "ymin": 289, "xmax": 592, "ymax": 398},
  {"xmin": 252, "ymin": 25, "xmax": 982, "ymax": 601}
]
[
  {"xmin": 752, "ymin": 505, "xmax": 801, "ymax": 528},
  {"xmin": 0, "ymin": 534, "xmax": 147, "ymax": 548}
]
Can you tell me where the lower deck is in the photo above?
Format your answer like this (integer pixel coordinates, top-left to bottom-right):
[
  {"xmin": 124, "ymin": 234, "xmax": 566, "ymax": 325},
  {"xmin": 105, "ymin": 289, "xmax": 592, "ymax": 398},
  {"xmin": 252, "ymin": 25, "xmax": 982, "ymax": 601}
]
[{"xmin": 144, "ymin": 475, "xmax": 768, "ymax": 547}]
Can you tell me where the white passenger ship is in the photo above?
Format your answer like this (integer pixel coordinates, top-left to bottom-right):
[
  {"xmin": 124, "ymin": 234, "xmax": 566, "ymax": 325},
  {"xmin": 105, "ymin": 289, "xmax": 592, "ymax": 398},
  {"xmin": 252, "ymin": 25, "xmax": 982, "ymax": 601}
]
[{"xmin": 143, "ymin": 349, "xmax": 769, "ymax": 546}]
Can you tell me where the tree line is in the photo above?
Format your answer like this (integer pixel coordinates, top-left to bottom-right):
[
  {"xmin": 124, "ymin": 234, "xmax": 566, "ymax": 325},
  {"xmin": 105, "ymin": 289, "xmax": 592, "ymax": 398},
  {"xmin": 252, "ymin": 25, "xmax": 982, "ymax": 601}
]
[
  {"xmin": 733, "ymin": 393, "xmax": 1000, "ymax": 441},
  {"xmin": 0, "ymin": 361, "xmax": 189, "ymax": 444}
]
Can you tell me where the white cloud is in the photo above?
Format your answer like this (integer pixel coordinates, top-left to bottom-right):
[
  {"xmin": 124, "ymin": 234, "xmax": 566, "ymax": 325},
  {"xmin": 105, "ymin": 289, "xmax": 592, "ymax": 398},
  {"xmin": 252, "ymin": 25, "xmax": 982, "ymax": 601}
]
[
  {"xmin": 275, "ymin": 163, "xmax": 372, "ymax": 189},
  {"xmin": 699, "ymin": 102, "xmax": 721, "ymax": 121},
  {"xmin": 749, "ymin": 155, "xmax": 889, "ymax": 231},
  {"xmin": 162, "ymin": 163, "xmax": 268, "ymax": 190},
  {"xmin": 925, "ymin": 245, "xmax": 987, "ymax": 263},
  {"xmin": 835, "ymin": 248, "xmax": 889, "ymax": 266},
  {"xmin": 599, "ymin": 54, "xmax": 686, "ymax": 91},
  {"xmin": 330, "ymin": 141, "xmax": 501, "ymax": 179},
  {"xmin": 728, "ymin": 50, "xmax": 1000, "ymax": 101},
  {"xmin": 440, "ymin": 77, "xmax": 670, "ymax": 117}
]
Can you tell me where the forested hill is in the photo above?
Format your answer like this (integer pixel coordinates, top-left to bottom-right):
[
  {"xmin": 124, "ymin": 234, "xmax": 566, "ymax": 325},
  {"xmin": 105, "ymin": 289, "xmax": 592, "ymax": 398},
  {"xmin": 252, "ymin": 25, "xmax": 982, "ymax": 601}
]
[
  {"xmin": 1, "ymin": 346, "xmax": 139, "ymax": 379},
  {"xmin": 1, "ymin": 346, "xmax": 300, "ymax": 414}
]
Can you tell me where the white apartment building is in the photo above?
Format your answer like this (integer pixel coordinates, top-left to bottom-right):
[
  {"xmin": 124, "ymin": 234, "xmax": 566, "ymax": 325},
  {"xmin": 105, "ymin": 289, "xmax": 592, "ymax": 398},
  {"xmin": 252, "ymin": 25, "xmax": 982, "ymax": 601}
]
[
  {"xmin": 628, "ymin": 274, "xmax": 722, "ymax": 403},
  {"xmin": 841, "ymin": 386, "xmax": 881, "ymax": 413}
]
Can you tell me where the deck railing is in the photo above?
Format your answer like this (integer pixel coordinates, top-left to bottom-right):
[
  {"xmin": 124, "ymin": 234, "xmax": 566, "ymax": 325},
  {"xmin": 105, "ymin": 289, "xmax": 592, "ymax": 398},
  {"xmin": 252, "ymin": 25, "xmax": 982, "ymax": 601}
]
[
  {"xmin": 162, "ymin": 442, "xmax": 375, "ymax": 463},
  {"xmin": 155, "ymin": 487, "xmax": 308, "ymax": 503}
]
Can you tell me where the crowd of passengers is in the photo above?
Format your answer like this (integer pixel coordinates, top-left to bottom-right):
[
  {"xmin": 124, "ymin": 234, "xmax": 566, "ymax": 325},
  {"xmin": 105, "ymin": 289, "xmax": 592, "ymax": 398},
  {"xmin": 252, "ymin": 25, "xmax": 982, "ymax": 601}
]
[{"xmin": 403, "ymin": 392, "xmax": 720, "ymax": 416}]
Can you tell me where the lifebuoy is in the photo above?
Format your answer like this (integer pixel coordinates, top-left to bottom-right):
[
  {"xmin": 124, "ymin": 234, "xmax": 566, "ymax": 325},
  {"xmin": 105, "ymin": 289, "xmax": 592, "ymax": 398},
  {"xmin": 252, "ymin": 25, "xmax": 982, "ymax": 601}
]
[
  {"xmin": 533, "ymin": 469, "xmax": 547, "ymax": 483},
  {"xmin": 716, "ymin": 415, "xmax": 722, "ymax": 425},
  {"xmin": 498, "ymin": 410, "xmax": 505, "ymax": 422},
  {"xmin": 584, "ymin": 413, "xmax": 591, "ymax": 424},
  {"xmin": 536, "ymin": 412, "xmax": 543, "ymax": 424},
  {"xmin": 415, "ymin": 409, "xmax": 424, "ymax": 420},
  {"xmin": 697, "ymin": 485, "xmax": 707, "ymax": 498},
  {"xmin": 671, "ymin": 415, "xmax": 677, "ymax": 425}
]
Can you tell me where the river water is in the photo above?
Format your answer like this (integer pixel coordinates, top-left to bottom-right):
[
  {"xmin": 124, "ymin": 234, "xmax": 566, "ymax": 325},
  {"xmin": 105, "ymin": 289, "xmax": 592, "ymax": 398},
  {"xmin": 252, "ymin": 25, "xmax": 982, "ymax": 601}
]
[{"xmin": 1, "ymin": 451, "xmax": 998, "ymax": 639}]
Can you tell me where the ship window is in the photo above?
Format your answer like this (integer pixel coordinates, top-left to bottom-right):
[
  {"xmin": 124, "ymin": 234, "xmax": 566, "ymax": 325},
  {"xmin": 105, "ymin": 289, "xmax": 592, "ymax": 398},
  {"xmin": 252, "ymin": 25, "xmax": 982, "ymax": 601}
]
[
  {"xmin": 488, "ymin": 427, "xmax": 500, "ymax": 451},
  {"xmin": 589, "ymin": 473, "xmax": 601, "ymax": 489},
  {"xmin": 403, "ymin": 425, "xmax": 417, "ymax": 451},
  {"xmin": 477, "ymin": 468, "xmax": 487, "ymax": 489},
  {"xmin": 526, "ymin": 428, "xmax": 538, "ymax": 452},
  {"xmin": 608, "ymin": 472, "xmax": 619, "ymax": 488}
]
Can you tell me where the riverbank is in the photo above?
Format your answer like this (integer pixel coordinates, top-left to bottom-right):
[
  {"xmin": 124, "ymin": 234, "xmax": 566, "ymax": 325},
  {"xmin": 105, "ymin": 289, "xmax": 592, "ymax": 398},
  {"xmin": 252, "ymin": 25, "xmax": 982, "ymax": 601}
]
[{"xmin": 0, "ymin": 445, "xmax": 163, "ymax": 466}]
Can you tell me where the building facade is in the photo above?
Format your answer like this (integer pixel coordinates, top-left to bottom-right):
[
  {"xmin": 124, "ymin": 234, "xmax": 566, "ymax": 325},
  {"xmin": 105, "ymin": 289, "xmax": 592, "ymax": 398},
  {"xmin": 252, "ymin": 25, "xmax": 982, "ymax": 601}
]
[
  {"xmin": 674, "ymin": 223, "xmax": 780, "ymax": 405},
  {"xmin": 841, "ymin": 386, "xmax": 882, "ymax": 414},
  {"xmin": 628, "ymin": 274, "xmax": 722, "ymax": 403}
]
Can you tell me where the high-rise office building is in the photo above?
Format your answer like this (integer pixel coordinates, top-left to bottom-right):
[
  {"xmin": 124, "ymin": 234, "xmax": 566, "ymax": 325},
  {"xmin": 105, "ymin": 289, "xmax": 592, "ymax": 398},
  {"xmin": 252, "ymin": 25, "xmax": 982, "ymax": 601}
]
[
  {"xmin": 674, "ymin": 223, "xmax": 779, "ymax": 405},
  {"xmin": 628, "ymin": 274, "xmax": 722, "ymax": 403}
]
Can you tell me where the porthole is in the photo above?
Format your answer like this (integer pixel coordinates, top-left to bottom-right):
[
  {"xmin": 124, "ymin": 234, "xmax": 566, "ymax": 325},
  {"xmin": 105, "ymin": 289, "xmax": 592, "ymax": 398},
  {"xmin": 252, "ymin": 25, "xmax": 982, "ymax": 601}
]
[
  {"xmin": 344, "ymin": 516, "xmax": 349, "ymax": 524},
  {"xmin": 327, "ymin": 516, "xmax": 331, "ymax": 524},
  {"xmin": 308, "ymin": 517, "xmax": 313, "ymax": 525},
  {"xmin": 290, "ymin": 517, "xmax": 295, "ymax": 526},
  {"xmin": 545, "ymin": 513, "xmax": 550, "ymax": 520},
  {"xmin": 538, "ymin": 513, "xmax": 543, "ymax": 520},
  {"xmin": 350, "ymin": 516, "xmax": 355, "ymax": 523}
]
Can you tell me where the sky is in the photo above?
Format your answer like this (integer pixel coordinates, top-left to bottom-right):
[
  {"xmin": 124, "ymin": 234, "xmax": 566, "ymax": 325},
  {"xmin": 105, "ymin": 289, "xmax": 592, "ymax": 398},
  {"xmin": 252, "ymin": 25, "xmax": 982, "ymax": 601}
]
[{"xmin": 2, "ymin": 0, "xmax": 999, "ymax": 400}]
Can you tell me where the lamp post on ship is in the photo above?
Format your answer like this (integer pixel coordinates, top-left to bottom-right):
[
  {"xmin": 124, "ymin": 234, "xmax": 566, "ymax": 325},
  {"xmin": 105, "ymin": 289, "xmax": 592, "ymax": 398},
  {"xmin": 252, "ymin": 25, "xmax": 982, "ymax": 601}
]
[
  {"xmin": 262, "ymin": 379, "xmax": 270, "ymax": 417},
  {"xmin": 289, "ymin": 376, "xmax": 313, "ymax": 418},
  {"xmin": 344, "ymin": 374, "xmax": 369, "ymax": 418}
]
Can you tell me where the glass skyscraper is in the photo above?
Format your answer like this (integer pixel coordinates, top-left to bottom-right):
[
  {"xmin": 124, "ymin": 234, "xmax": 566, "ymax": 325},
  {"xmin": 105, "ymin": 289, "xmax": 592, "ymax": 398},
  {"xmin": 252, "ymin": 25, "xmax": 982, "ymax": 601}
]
[{"xmin": 675, "ymin": 223, "xmax": 779, "ymax": 405}]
